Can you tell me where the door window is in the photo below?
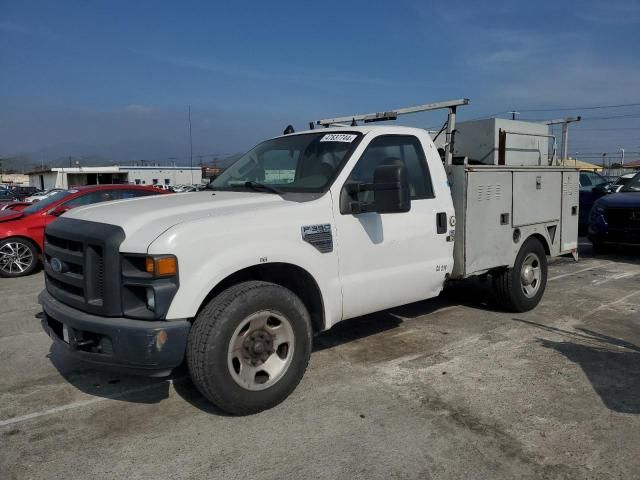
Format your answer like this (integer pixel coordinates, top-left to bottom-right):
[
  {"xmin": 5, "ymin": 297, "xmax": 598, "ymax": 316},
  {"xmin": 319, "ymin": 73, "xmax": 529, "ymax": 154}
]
[
  {"xmin": 347, "ymin": 135, "xmax": 434, "ymax": 202},
  {"xmin": 580, "ymin": 171, "xmax": 606, "ymax": 189}
]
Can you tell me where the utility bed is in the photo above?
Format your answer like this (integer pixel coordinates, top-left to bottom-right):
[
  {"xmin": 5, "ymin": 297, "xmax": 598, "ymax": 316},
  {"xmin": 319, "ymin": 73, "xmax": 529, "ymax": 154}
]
[{"xmin": 447, "ymin": 165, "xmax": 579, "ymax": 278}]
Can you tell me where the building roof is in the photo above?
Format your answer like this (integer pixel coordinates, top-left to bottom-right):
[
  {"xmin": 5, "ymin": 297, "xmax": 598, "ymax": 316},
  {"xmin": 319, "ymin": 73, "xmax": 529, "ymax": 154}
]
[
  {"xmin": 561, "ymin": 159, "xmax": 603, "ymax": 171},
  {"xmin": 623, "ymin": 159, "xmax": 640, "ymax": 168},
  {"xmin": 27, "ymin": 165, "xmax": 201, "ymax": 175}
]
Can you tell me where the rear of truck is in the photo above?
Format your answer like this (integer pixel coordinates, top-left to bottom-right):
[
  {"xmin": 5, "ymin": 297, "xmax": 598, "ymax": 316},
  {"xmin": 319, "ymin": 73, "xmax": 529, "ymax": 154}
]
[{"xmin": 446, "ymin": 164, "xmax": 579, "ymax": 310}]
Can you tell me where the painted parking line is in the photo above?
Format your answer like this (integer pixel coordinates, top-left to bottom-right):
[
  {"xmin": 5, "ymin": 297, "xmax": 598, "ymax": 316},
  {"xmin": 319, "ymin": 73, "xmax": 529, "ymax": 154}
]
[
  {"xmin": 0, "ymin": 377, "xmax": 186, "ymax": 428},
  {"xmin": 548, "ymin": 262, "xmax": 616, "ymax": 281}
]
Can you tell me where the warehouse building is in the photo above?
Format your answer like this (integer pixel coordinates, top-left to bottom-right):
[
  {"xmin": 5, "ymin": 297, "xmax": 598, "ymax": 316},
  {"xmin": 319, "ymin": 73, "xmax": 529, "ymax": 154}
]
[{"xmin": 28, "ymin": 165, "xmax": 202, "ymax": 190}]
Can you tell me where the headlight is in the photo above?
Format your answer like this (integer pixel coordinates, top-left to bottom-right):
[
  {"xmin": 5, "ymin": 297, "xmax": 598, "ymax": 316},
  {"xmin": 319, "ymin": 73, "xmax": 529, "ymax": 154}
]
[
  {"xmin": 121, "ymin": 254, "xmax": 179, "ymax": 320},
  {"xmin": 593, "ymin": 206, "xmax": 606, "ymax": 215}
]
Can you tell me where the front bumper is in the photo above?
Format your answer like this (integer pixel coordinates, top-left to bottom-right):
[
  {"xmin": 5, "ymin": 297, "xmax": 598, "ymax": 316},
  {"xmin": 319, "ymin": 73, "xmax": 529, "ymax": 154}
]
[{"xmin": 39, "ymin": 290, "xmax": 190, "ymax": 377}]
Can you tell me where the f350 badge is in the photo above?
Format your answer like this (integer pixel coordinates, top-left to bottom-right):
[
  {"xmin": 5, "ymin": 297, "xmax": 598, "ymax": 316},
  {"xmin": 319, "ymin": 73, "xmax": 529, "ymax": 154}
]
[{"xmin": 301, "ymin": 224, "xmax": 333, "ymax": 253}]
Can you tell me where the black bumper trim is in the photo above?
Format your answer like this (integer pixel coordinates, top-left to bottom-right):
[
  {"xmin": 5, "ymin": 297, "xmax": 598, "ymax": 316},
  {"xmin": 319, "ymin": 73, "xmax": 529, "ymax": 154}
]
[{"xmin": 39, "ymin": 290, "xmax": 190, "ymax": 376}]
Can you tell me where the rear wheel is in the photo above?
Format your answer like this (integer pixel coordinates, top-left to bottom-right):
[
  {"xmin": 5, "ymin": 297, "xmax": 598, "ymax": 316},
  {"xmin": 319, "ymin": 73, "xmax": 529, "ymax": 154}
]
[
  {"xmin": 493, "ymin": 237, "xmax": 548, "ymax": 312},
  {"xmin": 187, "ymin": 281, "xmax": 312, "ymax": 415},
  {"xmin": 0, "ymin": 238, "xmax": 39, "ymax": 278}
]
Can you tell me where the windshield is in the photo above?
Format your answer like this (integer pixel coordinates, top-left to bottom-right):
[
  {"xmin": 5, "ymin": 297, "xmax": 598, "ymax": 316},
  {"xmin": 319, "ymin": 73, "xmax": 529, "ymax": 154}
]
[
  {"xmin": 212, "ymin": 132, "xmax": 363, "ymax": 193},
  {"xmin": 621, "ymin": 172, "xmax": 640, "ymax": 192},
  {"xmin": 23, "ymin": 190, "xmax": 75, "ymax": 214}
]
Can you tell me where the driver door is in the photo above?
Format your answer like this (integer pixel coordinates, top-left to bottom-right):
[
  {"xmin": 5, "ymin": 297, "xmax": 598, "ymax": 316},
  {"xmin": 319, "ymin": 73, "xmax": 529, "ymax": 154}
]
[{"xmin": 334, "ymin": 134, "xmax": 452, "ymax": 320}]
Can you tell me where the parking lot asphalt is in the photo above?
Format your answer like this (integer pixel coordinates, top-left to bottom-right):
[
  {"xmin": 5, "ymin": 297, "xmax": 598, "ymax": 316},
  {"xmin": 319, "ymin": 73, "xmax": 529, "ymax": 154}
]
[{"xmin": 1, "ymin": 242, "xmax": 639, "ymax": 480}]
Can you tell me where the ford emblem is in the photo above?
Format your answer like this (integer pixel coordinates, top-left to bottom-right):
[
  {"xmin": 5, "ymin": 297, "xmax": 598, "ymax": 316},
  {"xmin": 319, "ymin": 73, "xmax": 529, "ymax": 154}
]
[{"xmin": 50, "ymin": 257, "xmax": 64, "ymax": 274}]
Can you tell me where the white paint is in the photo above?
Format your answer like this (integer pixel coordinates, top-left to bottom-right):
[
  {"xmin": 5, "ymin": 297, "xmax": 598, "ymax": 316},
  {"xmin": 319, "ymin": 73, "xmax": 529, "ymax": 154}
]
[
  {"xmin": 591, "ymin": 271, "xmax": 640, "ymax": 286},
  {"xmin": 0, "ymin": 378, "xmax": 184, "ymax": 428},
  {"xmin": 333, "ymin": 128, "xmax": 454, "ymax": 319},
  {"xmin": 548, "ymin": 262, "xmax": 616, "ymax": 281}
]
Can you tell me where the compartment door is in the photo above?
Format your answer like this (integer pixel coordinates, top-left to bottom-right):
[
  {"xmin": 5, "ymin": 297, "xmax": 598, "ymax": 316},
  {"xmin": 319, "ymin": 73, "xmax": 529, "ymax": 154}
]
[
  {"xmin": 560, "ymin": 171, "xmax": 579, "ymax": 252},
  {"xmin": 512, "ymin": 172, "xmax": 561, "ymax": 227}
]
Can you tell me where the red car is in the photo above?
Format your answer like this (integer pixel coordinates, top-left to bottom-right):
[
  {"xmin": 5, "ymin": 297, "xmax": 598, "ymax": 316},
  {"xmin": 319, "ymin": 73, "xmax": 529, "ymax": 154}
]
[{"xmin": 0, "ymin": 184, "xmax": 169, "ymax": 277}]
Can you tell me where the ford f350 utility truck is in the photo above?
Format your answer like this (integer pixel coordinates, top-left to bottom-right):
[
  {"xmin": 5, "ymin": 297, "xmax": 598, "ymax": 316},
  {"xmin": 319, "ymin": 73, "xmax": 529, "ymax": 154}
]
[{"xmin": 39, "ymin": 99, "xmax": 579, "ymax": 414}]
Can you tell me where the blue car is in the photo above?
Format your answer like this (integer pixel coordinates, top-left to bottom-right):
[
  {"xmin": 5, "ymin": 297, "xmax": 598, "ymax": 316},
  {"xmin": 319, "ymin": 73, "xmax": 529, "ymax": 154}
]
[
  {"xmin": 588, "ymin": 171, "xmax": 640, "ymax": 250},
  {"xmin": 579, "ymin": 170, "xmax": 610, "ymax": 235}
]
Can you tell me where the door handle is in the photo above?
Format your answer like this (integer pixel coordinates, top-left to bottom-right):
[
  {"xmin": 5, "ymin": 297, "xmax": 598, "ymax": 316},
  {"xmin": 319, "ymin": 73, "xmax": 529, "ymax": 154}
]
[{"xmin": 436, "ymin": 212, "xmax": 447, "ymax": 234}]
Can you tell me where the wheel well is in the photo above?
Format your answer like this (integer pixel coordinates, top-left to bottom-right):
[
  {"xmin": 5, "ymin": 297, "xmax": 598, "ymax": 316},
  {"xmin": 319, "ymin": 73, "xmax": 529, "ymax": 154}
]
[
  {"xmin": 528, "ymin": 233, "xmax": 550, "ymax": 255},
  {"xmin": 199, "ymin": 263, "xmax": 325, "ymax": 333}
]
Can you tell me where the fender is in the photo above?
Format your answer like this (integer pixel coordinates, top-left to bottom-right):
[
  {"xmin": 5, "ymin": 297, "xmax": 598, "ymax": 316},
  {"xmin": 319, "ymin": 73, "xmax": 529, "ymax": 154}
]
[{"xmin": 146, "ymin": 198, "xmax": 343, "ymax": 326}]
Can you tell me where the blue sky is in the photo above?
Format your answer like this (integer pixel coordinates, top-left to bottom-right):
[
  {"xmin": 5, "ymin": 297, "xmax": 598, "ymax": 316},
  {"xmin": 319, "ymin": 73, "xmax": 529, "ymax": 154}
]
[{"xmin": 1, "ymin": 0, "xmax": 640, "ymax": 164}]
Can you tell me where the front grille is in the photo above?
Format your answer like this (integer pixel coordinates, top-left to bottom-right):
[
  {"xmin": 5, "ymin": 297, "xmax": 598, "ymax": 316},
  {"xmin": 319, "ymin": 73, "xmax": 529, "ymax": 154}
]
[
  {"xmin": 44, "ymin": 218, "xmax": 125, "ymax": 316},
  {"xmin": 608, "ymin": 208, "xmax": 640, "ymax": 229},
  {"xmin": 45, "ymin": 235, "xmax": 83, "ymax": 253}
]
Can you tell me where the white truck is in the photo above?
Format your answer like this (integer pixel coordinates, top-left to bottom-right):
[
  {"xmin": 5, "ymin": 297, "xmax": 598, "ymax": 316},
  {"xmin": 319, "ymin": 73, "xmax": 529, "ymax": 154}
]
[{"xmin": 39, "ymin": 99, "xmax": 579, "ymax": 414}]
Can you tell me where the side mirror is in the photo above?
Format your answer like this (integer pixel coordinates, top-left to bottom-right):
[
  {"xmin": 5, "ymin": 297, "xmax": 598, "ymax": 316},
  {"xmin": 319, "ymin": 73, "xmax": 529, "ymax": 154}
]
[
  {"xmin": 372, "ymin": 165, "xmax": 411, "ymax": 214},
  {"xmin": 341, "ymin": 165, "xmax": 411, "ymax": 215},
  {"xmin": 592, "ymin": 184, "xmax": 608, "ymax": 195},
  {"xmin": 48, "ymin": 205, "xmax": 71, "ymax": 217}
]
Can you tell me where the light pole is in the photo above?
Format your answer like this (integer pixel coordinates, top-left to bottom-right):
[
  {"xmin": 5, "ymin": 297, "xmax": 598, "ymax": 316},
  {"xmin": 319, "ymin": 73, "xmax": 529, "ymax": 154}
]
[{"xmin": 619, "ymin": 148, "xmax": 625, "ymax": 169}]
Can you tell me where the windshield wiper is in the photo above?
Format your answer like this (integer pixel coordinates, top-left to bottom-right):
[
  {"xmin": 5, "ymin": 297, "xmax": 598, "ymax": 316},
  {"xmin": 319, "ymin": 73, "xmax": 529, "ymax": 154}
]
[{"xmin": 244, "ymin": 181, "xmax": 282, "ymax": 195}]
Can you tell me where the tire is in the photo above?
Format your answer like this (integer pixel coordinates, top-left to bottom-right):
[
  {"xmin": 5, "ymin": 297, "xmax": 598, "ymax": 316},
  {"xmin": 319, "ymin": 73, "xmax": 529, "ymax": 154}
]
[
  {"xmin": 492, "ymin": 237, "xmax": 548, "ymax": 313},
  {"xmin": 0, "ymin": 237, "xmax": 39, "ymax": 278},
  {"xmin": 187, "ymin": 281, "xmax": 312, "ymax": 415}
]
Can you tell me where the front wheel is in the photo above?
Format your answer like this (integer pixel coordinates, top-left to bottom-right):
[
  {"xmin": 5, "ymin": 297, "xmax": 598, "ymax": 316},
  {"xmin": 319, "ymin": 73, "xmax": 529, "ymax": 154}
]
[
  {"xmin": 0, "ymin": 238, "xmax": 39, "ymax": 278},
  {"xmin": 493, "ymin": 237, "xmax": 548, "ymax": 312},
  {"xmin": 187, "ymin": 281, "xmax": 312, "ymax": 415}
]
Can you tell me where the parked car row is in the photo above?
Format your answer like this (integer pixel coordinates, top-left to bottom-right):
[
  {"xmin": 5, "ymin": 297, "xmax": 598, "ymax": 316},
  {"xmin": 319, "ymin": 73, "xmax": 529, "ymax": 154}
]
[
  {"xmin": 0, "ymin": 186, "xmax": 63, "ymax": 210},
  {"xmin": 588, "ymin": 171, "xmax": 640, "ymax": 251},
  {"xmin": 0, "ymin": 184, "xmax": 170, "ymax": 277}
]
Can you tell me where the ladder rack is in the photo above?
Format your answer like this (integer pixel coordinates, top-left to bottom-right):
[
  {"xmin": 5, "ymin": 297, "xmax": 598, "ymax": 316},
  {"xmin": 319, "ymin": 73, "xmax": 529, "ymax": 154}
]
[
  {"xmin": 312, "ymin": 98, "xmax": 469, "ymax": 127},
  {"xmin": 311, "ymin": 98, "xmax": 470, "ymax": 166}
]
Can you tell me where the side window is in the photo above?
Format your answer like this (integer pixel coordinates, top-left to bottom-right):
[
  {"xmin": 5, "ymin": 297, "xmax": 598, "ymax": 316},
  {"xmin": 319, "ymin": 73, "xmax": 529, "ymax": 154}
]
[
  {"xmin": 591, "ymin": 172, "xmax": 606, "ymax": 187},
  {"xmin": 579, "ymin": 172, "xmax": 592, "ymax": 187},
  {"xmin": 347, "ymin": 135, "xmax": 434, "ymax": 201},
  {"xmin": 63, "ymin": 190, "xmax": 119, "ymax": 208}
]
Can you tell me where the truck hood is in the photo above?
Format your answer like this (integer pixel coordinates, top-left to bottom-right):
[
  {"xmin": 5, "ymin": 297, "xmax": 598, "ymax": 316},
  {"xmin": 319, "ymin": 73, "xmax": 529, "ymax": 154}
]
[
  {"xmin": 595, "ymin": 192, "xmax": 640, "ymax": 209},
  {"xmin": 63, "ymin": 191, "xmax": 287, "ymax": 251}
]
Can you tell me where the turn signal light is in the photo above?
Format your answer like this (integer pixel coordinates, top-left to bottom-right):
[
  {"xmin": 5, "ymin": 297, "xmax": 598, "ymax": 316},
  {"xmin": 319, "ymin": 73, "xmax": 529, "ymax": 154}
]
[{"xmin": 145, "ymin": 256, "xmax": 178, "ymax": 277}]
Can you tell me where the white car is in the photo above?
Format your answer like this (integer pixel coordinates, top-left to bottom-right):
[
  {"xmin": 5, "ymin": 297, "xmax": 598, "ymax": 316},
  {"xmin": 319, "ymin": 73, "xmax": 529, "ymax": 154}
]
[
  {"xmin": 610, "ymin": 173, "xmax": 636, "ymax": 192},
  {"xmin": 23, "ymin": 188, "xmax": 65, "ymax": 203}
]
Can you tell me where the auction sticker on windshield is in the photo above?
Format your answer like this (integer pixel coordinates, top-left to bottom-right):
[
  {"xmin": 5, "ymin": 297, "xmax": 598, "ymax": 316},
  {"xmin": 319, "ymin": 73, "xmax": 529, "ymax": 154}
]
[{"xmin": 320, "ymin": 133, "xmax": 357, "ymax": 143}]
